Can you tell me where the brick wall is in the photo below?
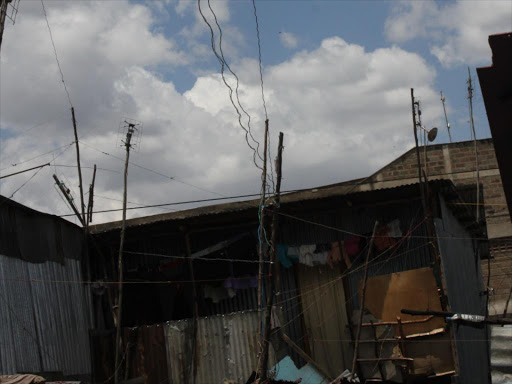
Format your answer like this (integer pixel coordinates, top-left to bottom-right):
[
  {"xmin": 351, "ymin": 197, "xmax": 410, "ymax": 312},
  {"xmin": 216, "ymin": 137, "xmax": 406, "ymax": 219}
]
[{"xmin": 370, "ymin": 139, "xmax": 511, "ymax": 316}]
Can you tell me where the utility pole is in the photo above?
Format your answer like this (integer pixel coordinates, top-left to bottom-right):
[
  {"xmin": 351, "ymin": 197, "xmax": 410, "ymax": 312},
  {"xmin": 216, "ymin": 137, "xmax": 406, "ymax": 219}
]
[
  {"xmin": 257, "ymin": 131, "xmax": 284, "ymax": 380},
  {"xmin": 71, "ymin": 107, "xmax": 86, "ymax": 226},
  {"xmin": 114, "ymin": 122, "xmax": 138, "ymax": 384},
  {"xmin": 351, "ymin": 221, "xmax": 378, "ymax": 378},
  {"xmin": 0, "ymin": 0, "xmax": 11, "ymax": 51},
  {"xmin": 467, "ymin": 67, "xmax": 480, "ymax": 223},
  {"xmin": 440, "ymin": 91, "xmax": 452, "ymax": 143},
  {"xmin": 257, "ymin": 119, "xmax": 269, "ymax": 341}
]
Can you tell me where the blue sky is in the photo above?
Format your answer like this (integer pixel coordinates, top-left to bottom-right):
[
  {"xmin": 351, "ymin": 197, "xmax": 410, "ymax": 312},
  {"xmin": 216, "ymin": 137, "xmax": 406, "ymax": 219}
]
[
  {"xmin": 157, "ymin": 0, "xmax": 492, "ymax": 143},
  {"xmin": 0, "ymin": 0, "xmax": 510, "ymax": 222}
]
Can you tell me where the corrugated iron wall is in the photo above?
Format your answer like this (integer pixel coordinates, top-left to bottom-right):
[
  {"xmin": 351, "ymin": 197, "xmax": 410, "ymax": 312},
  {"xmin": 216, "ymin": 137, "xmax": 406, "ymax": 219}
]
[
  {"xmin": 491, "ymin": 324, "xmax": 512, "ymax": 384},
  {"xmin": 0, "ymin": 254, "xmax": 93, "ymax": 376},
  {"xmin": 435, "ymin": 196, "xmax": 490, "ymax": 383},
  {"xmin": 165, "ymin": 311, "xmax": 275, "ymax": 384}
]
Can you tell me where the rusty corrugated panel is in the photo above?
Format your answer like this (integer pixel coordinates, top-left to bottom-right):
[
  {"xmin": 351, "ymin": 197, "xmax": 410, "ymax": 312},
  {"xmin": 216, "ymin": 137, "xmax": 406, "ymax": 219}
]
[
  {"xmin": 435, "ymin": 196, "xmax": 489, "ymax": 382},
  {"xmin": 0, "ymin": 254, "xmax": 92, "ymax": 376},
  {"xmin": 165, "ymin": 311, "xmax": 275, "ymax": 384},
  {"xmin": 491, "ymin": 325, "xmax": 512, "ymax": 384}
]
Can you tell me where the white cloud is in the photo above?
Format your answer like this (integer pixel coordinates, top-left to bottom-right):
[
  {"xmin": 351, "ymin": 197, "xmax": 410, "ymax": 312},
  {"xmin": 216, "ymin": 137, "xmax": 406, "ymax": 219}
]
[
  {"xmin": 279, "ymin": 31, "xmax": 299, "ymax": 49},
  {"xmin": 385, "ymin": 0, "xmax": 512, "ymax": 67},
  {"xmin": 1, "ymin": 1, "xmax": 441, "ymax": 225}
]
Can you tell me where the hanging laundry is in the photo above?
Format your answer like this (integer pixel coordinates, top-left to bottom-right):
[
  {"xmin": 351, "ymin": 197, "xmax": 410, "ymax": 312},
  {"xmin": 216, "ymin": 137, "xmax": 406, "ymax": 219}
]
[
  {"xmin": 344, "ymin": 237, "xmax": 360, "ymax": 256},
  {"xmin": 277, "ymin": 244, "xmax": 299, "ymax": 269},
  {"xmin": 298, "ymin": 244, "xmax": 317, "ymax": 266},
  {"xmin": 224, "ymin": 276, "xmax": 258, "ymax": 290},
  {"xmin": 387, "ymin": 219, "xmax": 402, "ymax": 238},
  {"xmin": 374, "ymin": 220, "xmax": 401, "ymax": 252},
  {"xmin": 327, "ymin": 241, "xmax": 343, "ymax": 269},
  {"xmin": 204, "ymin": 285, "xmax": 232, "ymax": 303}
]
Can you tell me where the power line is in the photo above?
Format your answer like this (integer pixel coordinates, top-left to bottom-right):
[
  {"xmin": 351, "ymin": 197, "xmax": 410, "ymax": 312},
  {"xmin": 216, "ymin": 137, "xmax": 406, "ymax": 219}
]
[
  {"xmin": 79, "ymin": 140, "xmax": 225, "ymax": 197},
  {"xmin": 251, "ymin": 0, "xmax": 275, "ymax": 194},
  {"xmin": 0, "ymin": 141, "xmax": 75, "ymax": 172},
  {"xmin": 198, "ymin": 0, "xmax": 263, "ymax": 171},
  {"xmin": 40, "ymin": 0, "xmax": 72, "ymax": 108},
  {"xmin": 2, "ymin": 144, "xmax": 73, "ymax": 202}
]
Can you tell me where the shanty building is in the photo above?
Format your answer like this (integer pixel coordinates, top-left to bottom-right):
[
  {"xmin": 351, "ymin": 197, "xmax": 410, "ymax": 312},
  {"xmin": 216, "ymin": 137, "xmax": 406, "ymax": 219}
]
[
  {"xmin": 87, "ymin": 178, "xmax": 490, "ymax": 383},
  {"xmin": 0, "ymin": 196, "xmax": 93, "ymax": 378}
]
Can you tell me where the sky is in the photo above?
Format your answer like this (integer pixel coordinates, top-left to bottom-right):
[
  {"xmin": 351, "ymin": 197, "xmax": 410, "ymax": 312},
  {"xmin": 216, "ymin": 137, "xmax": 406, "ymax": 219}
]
[{"xmin": 0, "ymin": 0, "xmax": 511, "ymax": 225}]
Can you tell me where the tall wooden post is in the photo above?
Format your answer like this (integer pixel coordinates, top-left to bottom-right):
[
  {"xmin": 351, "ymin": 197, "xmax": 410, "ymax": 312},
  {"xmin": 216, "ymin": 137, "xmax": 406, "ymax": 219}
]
[
  {"xmin": 257, "ymin": 132, "xmax": 284, "ymax": 379},
  {"xmin": 351, "ymin": 221, "xmax": 379, "ymax": 378},
  {"xmin": 257, "ymin": 120, "xmax": 269, "ymax": 340},
  {"xmin": 114, "ymin": 125, "xmax": 135, "ymax": 384},
  {"xmin": 71, "ymin": 107, "xmax": 86, "ymax": 225}
]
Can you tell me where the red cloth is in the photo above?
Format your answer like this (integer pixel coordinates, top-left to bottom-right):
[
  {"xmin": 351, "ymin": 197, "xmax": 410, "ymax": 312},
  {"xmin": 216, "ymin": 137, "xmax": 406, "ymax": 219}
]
[{"xmin": 344, "ymin": 237, "xmax": 360, "ymax": 256}]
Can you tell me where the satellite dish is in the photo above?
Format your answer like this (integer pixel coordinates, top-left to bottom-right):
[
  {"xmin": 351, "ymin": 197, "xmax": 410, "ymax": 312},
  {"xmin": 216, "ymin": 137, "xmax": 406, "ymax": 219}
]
[{"xmin": 428, "ymin": 127, "xmax": 438, "ymax": 142}]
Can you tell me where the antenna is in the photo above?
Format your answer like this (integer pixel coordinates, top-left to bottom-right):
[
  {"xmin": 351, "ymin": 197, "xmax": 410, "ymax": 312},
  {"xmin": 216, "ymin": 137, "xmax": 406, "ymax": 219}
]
[
  {"xmin": 6, "ymin": 0, "xmax": 20, "ymax": 24},
  {"xmin": 114, "ymin": 116, "xmax": 142, "ymax": 384},
  {"xmin": 117, "ymin": 117, "xmax": 143, "ymax": 152},
  {"xmin": 467, "ymin": 67, "xmax": 480, "ymax": 223},
  {"xmin": 440, "ymin": 91, "xmax": 452, "ymax": 143}
]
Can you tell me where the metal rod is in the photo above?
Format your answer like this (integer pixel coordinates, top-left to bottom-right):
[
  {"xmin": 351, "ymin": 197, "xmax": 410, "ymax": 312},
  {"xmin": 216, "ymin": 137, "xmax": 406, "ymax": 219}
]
[
  {"xmin": 467, "ymin": 67, "xmax": 480, "ymax": 224},
  {"xmin": 0, "ymin": 163, "xmax": 50, "ymax": 179},
  {"xmin": 440, "ymin": 91, "xmax": 452, "ymax": 143},
  {"xmin": 351, "ymin": 221, "xmax": 379, "ymax": 377},
  {"xmin": 411, "ymin": 89, "xmax": 427, "ymax": 216}
]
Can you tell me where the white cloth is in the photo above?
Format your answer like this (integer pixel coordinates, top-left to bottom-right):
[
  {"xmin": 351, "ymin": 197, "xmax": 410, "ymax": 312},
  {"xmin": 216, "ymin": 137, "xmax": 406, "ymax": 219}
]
[{"xmin": 299, "ymin": 245, "xmax": 316, "ymax": 266}]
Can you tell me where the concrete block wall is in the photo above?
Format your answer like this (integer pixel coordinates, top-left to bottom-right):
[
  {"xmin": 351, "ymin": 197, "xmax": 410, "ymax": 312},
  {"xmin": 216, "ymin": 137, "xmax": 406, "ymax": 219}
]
[{"xmin": 370, "ymin": 139, "xmax": 511, "ymax": 317}]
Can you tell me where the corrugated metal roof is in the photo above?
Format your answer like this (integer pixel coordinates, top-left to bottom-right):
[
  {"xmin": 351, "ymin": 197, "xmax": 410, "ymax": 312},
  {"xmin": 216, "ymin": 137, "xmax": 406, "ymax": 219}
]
[
  {"xmin": 0, "ymin": 254, "xmax": 93, "ymax": 376},
  {"xmin": 491, "ymin": 324, "xmax": 512, "ymax": 384},
  {"xmin": 90, "ymin": 180, "xmax": 458, "ymax": 234},
  {"xmin": 164, "ymin": 311, "xmax": 275, "ymax": 383}
]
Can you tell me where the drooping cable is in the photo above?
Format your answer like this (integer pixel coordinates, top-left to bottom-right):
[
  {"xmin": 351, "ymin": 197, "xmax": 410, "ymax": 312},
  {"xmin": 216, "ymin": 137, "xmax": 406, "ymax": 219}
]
[
  {"xmin": 198, "ymin": 0, "xmax": 263, "ymax": 171},
  {"xmin": 40, "ymin": 0, "xmax": 72, "ymax": 109}
]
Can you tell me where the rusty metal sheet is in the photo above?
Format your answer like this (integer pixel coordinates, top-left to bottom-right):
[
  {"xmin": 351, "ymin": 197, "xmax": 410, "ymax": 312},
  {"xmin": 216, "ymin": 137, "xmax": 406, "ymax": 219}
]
[
  {"xmin": 165, "ymin": 311, "xmax": 275, "ymax": 384},
  {"xmin": 296, "ymin": 264, "xmax": 352, "ymax": 379}
]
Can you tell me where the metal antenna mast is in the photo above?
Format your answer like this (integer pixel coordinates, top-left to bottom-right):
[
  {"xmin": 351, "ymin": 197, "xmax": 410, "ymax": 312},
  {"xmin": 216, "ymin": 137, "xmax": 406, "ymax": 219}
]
[
  {"xmin": 467, "ymin": 67, "xmax": 480, "ymax": 223},
  {"xmin": 440, "ymin": 91, "xmax": 452, "ymax": 143}
]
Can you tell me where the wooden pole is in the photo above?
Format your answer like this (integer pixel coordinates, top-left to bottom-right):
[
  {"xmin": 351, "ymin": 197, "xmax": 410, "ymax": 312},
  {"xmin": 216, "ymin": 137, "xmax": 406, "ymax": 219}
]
[
  {"xmin": 257, "ymin": 132, "xmax": 284, "ymax": 379},
  {"xmin": 351, "ymin": 221, "xmax": 379, "ymax": 378},
  {"xmin": 87, "ymin": 164, "xmax": 97, "ymax": 225},
  {"xmin": 53, "ymin": 174, "xmax": 85, "ymax": 226},
  {"xmin": 0, "ymin": 0, "xmax": 10, "ymax": 52},
  {"xmin": 71, "ymin": 107, "xmax": 86, "ymax": 225},
  {"xmin": 184, "ymin": 232, "xmax": 199, "ymax": 384},
  {"xmin": 114, "ymin": 126, "xmax": 134, "ymax": 384},
  {"xmin": 0, "ymin": 162, "xmax": 50, "ymax": 179},
  {"xmin": 257, "ymin": 120, "xmax": 269, "ymax": 341}
]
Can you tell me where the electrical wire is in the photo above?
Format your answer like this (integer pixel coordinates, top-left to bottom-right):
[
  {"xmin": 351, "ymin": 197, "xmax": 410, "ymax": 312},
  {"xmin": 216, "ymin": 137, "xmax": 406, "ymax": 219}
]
[
  {"xmin": 251, "ymin": 0, "xmax": 275, "ymax": 193},
  {"xmin": 123, "ymin": 250, "xmax": 273, "ymax": 264},
  {"xmin": 1, "ymin": 143, "xmax": 73, "ymax": 203},
  {"xmin": 40, "ymin": 0, "xmax": 73, "ymax": 109},
  {"xmin": 0, "ymin": 141, "xmax": 75, "ymax": 172},
  {"xmin": 198, "ymin": 0, "xmax": 263, "ymax": 171},
  {"xmin": 79, "ymin": 140, "xmax": 225, "ymax": 197}
]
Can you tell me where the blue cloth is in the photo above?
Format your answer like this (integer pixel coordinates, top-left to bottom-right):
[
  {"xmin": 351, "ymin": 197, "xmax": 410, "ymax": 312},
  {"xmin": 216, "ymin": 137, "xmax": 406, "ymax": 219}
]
[{"xmin": 277, "ymin": 244, "xmax": 299, "ymax": 269}]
